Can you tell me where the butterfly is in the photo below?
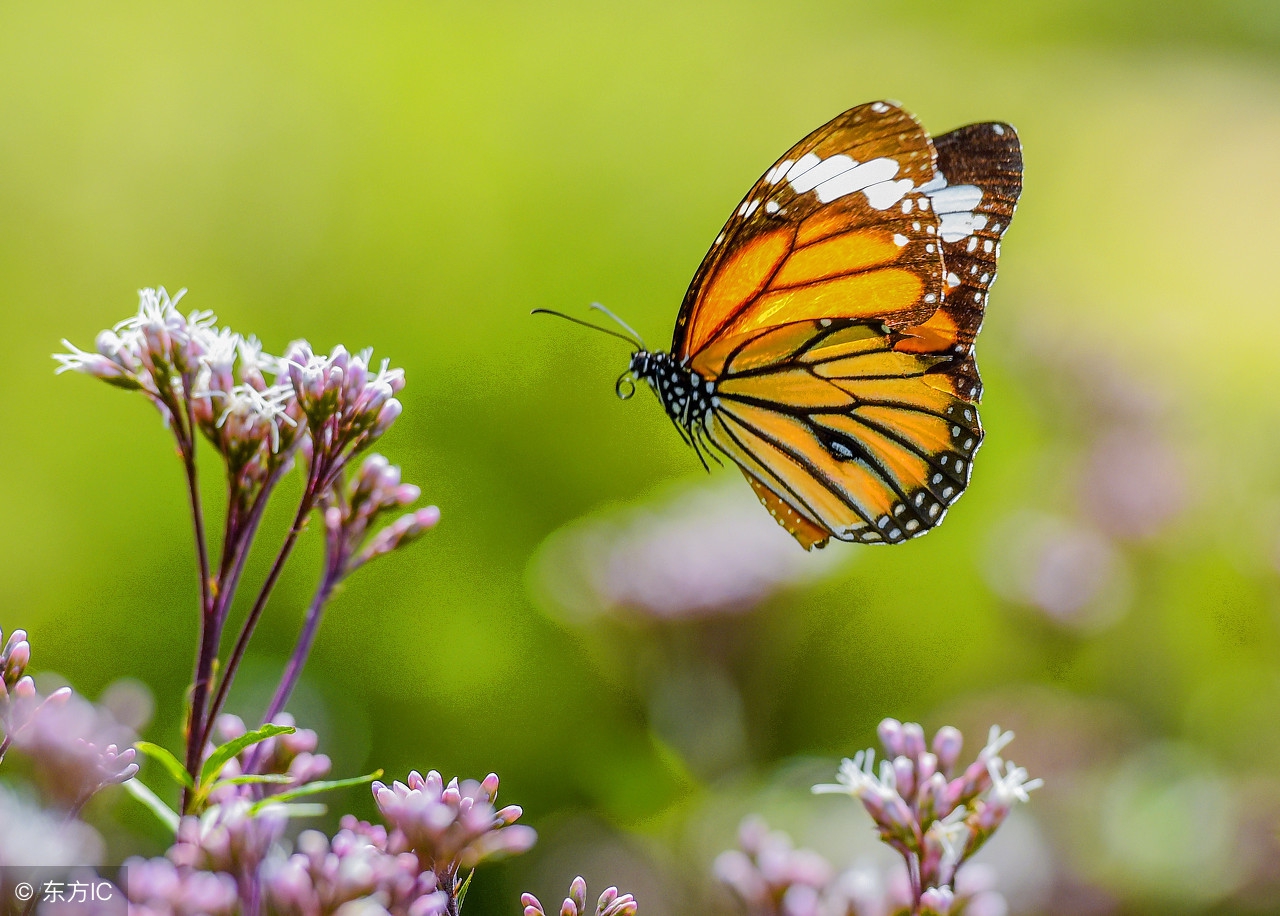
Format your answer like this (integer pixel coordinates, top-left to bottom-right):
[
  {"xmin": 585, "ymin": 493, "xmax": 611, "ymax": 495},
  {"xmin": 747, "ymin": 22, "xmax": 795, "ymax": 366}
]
[{"xmin": 538, "ymin": 101, "xmax": 1022, "ymax": 549}]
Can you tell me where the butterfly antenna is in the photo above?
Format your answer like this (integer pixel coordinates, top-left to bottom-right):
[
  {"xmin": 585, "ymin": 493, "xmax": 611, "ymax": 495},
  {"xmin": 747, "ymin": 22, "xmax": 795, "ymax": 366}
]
[
  {"xmin": 588, "ymin": 302, "xmax": 648, "ymax": 351},
  {"xmin": 531, "ymin": 309, "xmax": 640, "ymax": 348}
]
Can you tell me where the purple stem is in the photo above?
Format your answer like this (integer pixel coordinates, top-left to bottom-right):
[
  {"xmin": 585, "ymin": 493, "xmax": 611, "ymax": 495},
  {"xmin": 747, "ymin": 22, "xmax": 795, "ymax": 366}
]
[
  {"xmin": 907, "ymin": 853, "xmax": 922, "ymax": 912},
  {"xmin": 177, "ymin": 382, "xmax": 218, "ymax": 801},
  {"xmin": 0, "ymin": 733, "xmax": 11, "ymax": 767},
  {"xmin": 199, "ymin": 456, "xmax": 328, "ymax": 749},
  {"xmin": 262, "ymin": 565, "xmax": 341, "ymax": 725},
  {"xmin": 243, "ymin": 558, "xmax": 343, "ymax": 778}
]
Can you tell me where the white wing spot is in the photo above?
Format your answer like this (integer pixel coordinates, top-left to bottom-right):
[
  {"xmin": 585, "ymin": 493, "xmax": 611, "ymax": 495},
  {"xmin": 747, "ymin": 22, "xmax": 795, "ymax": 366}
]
[
  {"xmin": 983, "ymin": 239, "xmax": 994, "ymax": 253},
  {"xmin": 765, "ymin": 200, "xmax": 780, "ymax": 214},
  {"xmin": 946, "ymin": 272, "xmax": 960, "ymax": 287},
  {"xmin": 902, "ymin": 198, "xmax": 913, "ymax": 214},
  {"xmin": 790, "ymin": 154, "xmax": 856, "ymax": 193},
  {"xmin": 893, "ymin": 233, "xmax": 908, "ymax": 246},
  {"xmin": 966, "ymin": 237, "xmax": 978, "ymax": 252},
  {"xmin": 812, "ymin": 157, "xmax": 902, "ymax": 205},
  {"xmin": 871, "ymin": 101, "xmax": 889, "ymax": 113},
  {"xmin": 767, "ymin": 160, "xmax": 794, "ymax": 184},
  {"xmin": 993, "ymin": 124, "xmax": 1005, "ymax": 135}
]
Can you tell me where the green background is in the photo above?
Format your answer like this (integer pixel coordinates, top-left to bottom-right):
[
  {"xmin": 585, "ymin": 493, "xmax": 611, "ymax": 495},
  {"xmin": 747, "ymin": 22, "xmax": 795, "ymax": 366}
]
[{"xmin": 4, "ymin": 1, "xmax": 1280, "ymax": 912}]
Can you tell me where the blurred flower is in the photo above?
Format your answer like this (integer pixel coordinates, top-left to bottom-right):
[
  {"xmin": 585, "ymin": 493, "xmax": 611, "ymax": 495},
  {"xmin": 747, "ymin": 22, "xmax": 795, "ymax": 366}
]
[
  {"xmin": 1093, "ymin": 744, "xmax": 1246, "ymax": 907},
  {"xmin": 534, "ymin": 479, "xmax": 845, "ymax": 621},
  {"xmin": 372, "ymin": 770, "xmax": 536, "ymax": 900},
  {"xmin": 713, "ymin": 816, "xmax": 832, "ymax": 915},
  {"xmin": 6, "ymin": 682, "xmax": 137, "ymax": 809},
  {"xmin": 714, "ymin": 816, "xmax": 1008, "ymax": 916},
  {"xmin": 0, "ymin": 784, "xmax": 104, "ymax": 867},
  {"xmin": 206, "ymin": 713, "xmax": 332, "ymax": 805},
  {"xmin": 169, "ymin": 800, "xmax": 289, "ymax": 903},
  {"xmin": 262, "ymin": 824, "xmax": 447, "ymax": 916},
  {"xmin": 522, "ymin": 876, "xmax": 638, "ymax": 916},
  {"xmin": 813, "ymin": 719, "xmax": 1040, "ymax": 903},
  {"xmin": 125, "ymin": 856, "xmax": 240, "ymax": 916},
  {"xmin": 1076, "ymin": 428, "xmax": 1189, "ymax": 542},
  {"xmin": 984, "ymin": 513, "xmax": 1130, "ymax": 633}
]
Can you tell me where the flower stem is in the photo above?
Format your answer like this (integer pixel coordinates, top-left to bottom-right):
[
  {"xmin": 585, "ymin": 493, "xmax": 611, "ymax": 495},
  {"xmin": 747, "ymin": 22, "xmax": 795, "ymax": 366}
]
[
  {"xmin": 179, "ymin": 385, "xmax": 218, "ymax": 800},
  {"xmin": 200, "ymin": 460, "xmax": 324, "ymax": 749},
  {"xmin": 907, "ymin": 853, "xmax": 922, "ymax": 912},
  {"xmin": 262, "ymin": 566, "xmax": 340, "ymax": 725}
]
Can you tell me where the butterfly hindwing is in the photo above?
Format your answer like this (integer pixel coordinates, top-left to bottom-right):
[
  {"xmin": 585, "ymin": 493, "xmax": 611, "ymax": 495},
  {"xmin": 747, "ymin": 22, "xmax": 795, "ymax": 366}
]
[
  {"xmin": 702, "ymin": 319, "xmax": 982, "ymax": 547},
  {"xmin": 896, "ymin": 122, "xmax": 1023, "ymax": 399}
]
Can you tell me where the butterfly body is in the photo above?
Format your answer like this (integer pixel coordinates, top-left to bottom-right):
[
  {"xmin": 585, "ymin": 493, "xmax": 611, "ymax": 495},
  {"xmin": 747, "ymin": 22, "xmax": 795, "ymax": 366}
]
[
  {"xmin": 559, "ymin": 101, "xmax": 1022, "ymax": 550},
  {"xmin": 629, "ymin": 350, "xmax": 713, "ymax": 430}
]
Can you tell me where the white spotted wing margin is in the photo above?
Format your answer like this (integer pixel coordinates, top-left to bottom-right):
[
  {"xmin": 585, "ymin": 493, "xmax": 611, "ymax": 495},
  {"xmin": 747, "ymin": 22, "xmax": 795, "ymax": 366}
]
[
  {"xmin": 921, "ymin": 121, "xmax": 1023, "ymax": 400},
  {"xmin": 699, "ymin": 318, "xmax": 983, "ymax": 548}
]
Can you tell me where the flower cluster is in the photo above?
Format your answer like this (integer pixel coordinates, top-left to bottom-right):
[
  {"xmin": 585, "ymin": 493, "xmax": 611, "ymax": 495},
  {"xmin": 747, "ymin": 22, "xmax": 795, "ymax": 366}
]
[
  {"xmin": 262, "ymin": 822, "xmax": 447, "ymax": 916},
  {"xmin": 371, "ymin": 770, "xmax": 537, "ymax": 898},
  {"xmin": 285, "ymin": 341, "xmax": 404, "ymax": 476},
  {"xmin": 324, "ymin": 454, "xmax": 442, "ymax": 577},
  {"xmin": 57, "ymin": 289, "xmax": 438, "ymax": 801},
  {"xmin": 714, "ymin": 816, "xmax": 1007, "ymax": 916},
  {"xmin": 121, "ymin": 765, "xmax": 533, "ymax": 916},
  {"xmin": 812, "ymin": 719, "xmax": 1040, "ymax": 913},
  {"xmin": 0, "ymin": 626, "xmax": 137, "ymax": 811},
  {"xmin": 522, "ymin": 876, "xmax": 638, "ymax": 916}
]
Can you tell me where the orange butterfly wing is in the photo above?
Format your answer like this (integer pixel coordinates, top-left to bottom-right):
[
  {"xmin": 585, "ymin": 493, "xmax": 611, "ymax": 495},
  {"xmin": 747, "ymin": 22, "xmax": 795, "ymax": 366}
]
[{"xmin": 670, "ymin": 103, "xmax": 1022, "ymax": 548}]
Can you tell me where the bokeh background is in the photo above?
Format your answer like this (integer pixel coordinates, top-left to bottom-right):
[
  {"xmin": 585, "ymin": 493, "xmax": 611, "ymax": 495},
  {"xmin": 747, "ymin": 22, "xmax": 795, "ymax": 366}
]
[{"xmin": 4, "ymin": 1, "xmax": 1280, "ymax": 912}]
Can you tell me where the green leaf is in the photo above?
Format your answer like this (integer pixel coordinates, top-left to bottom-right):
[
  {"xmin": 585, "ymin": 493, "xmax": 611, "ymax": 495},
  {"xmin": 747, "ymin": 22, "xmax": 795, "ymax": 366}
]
[
  {"xmin": 134, "ymin": 741, "xmax": 195, "ymax": 790},
  {"xmin": 210, "ymin": 773, "xmax": 295, "ymax": 790},
  {"xmin": 247, "ymin": 769, "xmax": 382, "ymax": 815},
  {"xmin": 123, "ymin": 778, "xmax": 180, "ymax": 832},
  {"xmin": 456, "ymin": 869, "xmax": 474, "ymax": 910},
  {"xmin": 256, "ymin": 801, "xmax": 328, "ymax": 819},
  {"xmin": 199, "ymin": 723, "xmax": 295, "ymax": 789}
]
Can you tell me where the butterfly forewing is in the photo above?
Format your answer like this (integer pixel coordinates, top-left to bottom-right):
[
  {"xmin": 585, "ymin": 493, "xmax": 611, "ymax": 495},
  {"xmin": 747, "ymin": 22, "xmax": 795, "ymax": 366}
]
[{"xmin": 672, "ymin": 101, "xmax": 946, "ymax": 361}]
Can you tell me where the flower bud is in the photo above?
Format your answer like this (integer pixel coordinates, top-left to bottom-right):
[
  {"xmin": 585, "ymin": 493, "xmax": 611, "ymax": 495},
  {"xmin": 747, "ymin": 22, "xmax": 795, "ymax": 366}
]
[{"xmin": 932, "ymin": 726, "xmax": 963, "ymax": 775}]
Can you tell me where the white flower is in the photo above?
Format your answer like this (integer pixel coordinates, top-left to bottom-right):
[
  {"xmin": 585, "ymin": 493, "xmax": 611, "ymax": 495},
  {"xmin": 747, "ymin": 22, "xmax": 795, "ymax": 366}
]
[
  {"xmin": 217, "ymin": 383, "xmax": 298, "ymax": 452},
  {"xmin": 985, "ymin": 757, "xmax": 1043, "ymax": 807},
  {"xmin": 813, "ymin": 749, "xmax": 882, "ymax": 797},
  {"xmin": 925, "ymin": 806, "xmax": 971, "ymax": 867},
  {"xmin": 979, "ymin": 725, "xmax": 1015, "ymax": 763}
]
